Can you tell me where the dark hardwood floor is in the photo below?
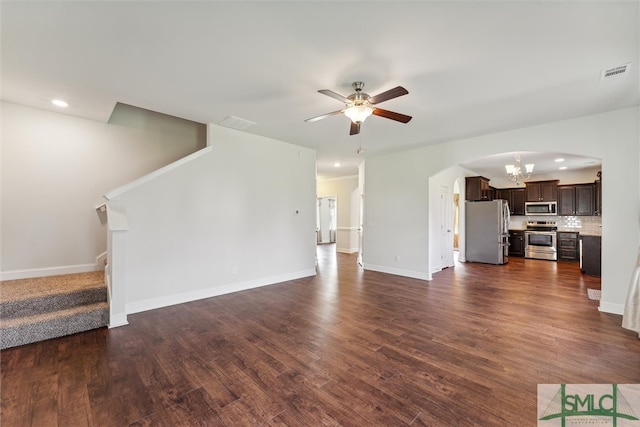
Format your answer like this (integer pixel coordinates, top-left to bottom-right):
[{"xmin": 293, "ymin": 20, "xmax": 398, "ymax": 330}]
[{"xmin": 2, "ymin": 246, "xmax": 639, "ymax": 426}]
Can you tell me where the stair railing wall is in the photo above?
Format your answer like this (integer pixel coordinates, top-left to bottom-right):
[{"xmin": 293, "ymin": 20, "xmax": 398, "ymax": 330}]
[{"xmin": 105, "ymin": 203, "xmax": 129, "ymax": 327}]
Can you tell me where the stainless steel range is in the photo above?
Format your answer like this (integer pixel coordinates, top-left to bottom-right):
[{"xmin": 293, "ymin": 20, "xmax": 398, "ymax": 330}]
[{"xmin": 524, "ymin": 220, "xmax": 557, "ymax": 261}]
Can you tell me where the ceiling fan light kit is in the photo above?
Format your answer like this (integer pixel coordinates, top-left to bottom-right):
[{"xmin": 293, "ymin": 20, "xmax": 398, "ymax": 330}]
[
  {"xmin": 306, "ymin": 81, "xmax": 412, "ymax": 135},
  {"xmin": 344, "ymin": 105, "xmax": 373, "ymax": 123}
]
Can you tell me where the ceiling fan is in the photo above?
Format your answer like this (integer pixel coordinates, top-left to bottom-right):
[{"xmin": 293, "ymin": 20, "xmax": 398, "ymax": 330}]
[{"xmin": 305, "ymin": 81, "xmax": 412, "ymax": 135}]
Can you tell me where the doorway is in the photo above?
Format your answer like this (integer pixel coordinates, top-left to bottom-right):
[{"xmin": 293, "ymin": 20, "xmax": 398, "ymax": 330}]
[
  {"xmin": 317, "ymin": 196, "xmax": 337, "ymax": 244},
  {"xmin": 453, "ymin": 179, "xmax": 461, "ymax": 251}
]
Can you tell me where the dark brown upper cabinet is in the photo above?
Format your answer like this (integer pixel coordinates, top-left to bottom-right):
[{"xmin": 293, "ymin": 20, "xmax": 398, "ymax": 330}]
[
  {"xmin": 558, "ymin": 184, "xmax": 595, "ymax": 216},
  {"xmin": 495, "ymin": 188, "xmax": 525, "ymax": 215},
  {"xmin": 466, "ymin": 176, "xmax": 492, "ymax": 201},
  {"xmin": 525, "ymin": 180, "xmax": 558, "ymax": 202}
]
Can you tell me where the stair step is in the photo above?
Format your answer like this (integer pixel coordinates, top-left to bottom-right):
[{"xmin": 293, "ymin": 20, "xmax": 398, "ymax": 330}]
[
  {"xmin": 1, "ymin": 286, "xmax": 107, "ymax": 319},
  {"xmin": 1, "ymin": 271, "xmax": 104, "ymax": 302},
  {"xmin": 0, "ymin": 271, "xmax": 109, "ymax": 349},
  {"xmin": 0, "ymin": 302, "xmax": 109, "ymax": 349}
]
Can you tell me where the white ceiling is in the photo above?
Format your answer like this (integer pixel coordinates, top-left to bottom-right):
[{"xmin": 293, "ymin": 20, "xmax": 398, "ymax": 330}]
[
  {"xmin": 2, "ymin": 1, "xmax": 638, "ymax": 179},
  {"xmin": 459, "ymin": 151, "xmax": 601, "ymax": 185}
]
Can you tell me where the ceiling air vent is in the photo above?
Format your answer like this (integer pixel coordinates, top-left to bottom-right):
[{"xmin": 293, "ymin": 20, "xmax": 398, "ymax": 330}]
[
  {"xmin": 218, "ymin": 115, "xmax": 256, "ymax": 131},
  {"xmin": 600, "ymin": 63, "xmax": 632, "ymax": 81}
]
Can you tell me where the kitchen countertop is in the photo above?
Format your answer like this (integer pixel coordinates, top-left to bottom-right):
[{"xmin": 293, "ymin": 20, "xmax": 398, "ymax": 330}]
[
  {"xmin": 509, "ymin": 214, "xmax": 602, "ymax": 235},
  {"xmin": 509, "ymin": 227, "xmax": 602, "ymax": 236},
  {"xmin": 557, "ymin": 227, "xmax": 602, "ymax": 236}
]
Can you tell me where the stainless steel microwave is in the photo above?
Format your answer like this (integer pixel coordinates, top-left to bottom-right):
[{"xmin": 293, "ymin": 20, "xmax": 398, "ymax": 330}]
[{"xmin": 525, "ymin": 201, "xmax": 557, "ymax": 215}]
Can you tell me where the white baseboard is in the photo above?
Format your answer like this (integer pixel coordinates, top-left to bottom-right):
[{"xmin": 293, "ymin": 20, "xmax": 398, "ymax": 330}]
[
  {"xmin": 125, "ymin": 269, "xmax": 317, "ymax": 315},
  {"xmin": 0, "ymin": 263, "xmax": 97, "ymax": 281},
  {"xmin": 95, "ymin": 252, "xmax": 108, "ymax": 271},
  {"xmin": 598, "ymin": 301, "xmax": 624, "ymax": 315},
  {"xmin": 336, "ymin": 247, "xmax": 358, "ymax": 254},
  {"xmin": 363, "ymin": 263, "xmax": 431, "ymax": 281},
  {"xmin": 108, "ymin": 313, "xmax": 129, "ymax": 328}
]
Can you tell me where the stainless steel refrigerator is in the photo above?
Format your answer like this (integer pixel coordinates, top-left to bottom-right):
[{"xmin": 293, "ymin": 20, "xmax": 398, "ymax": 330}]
[{"xmin": 465, "ymin": 199, "xmax": 510, "ymax": 264}]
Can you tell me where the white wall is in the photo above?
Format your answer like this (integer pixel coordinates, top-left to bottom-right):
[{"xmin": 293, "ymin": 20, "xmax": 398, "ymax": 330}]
[
  {"xmin": 0, "ymin": 102, "xmax": 205, "ymax": 279},
  {"xmin": 317, "ymin": 175, "xmax": 359, "ymax": 253},
  {"xmin": 364, "ymin": 107, "xmax": 640, "ymax": 314},
  {"xmin": 105, "ymin": 124, "xmax": 317, "ymax": 314},
  {"xmin": 363, "ymin": 150, "xmax": 432, "ymax": 280}
]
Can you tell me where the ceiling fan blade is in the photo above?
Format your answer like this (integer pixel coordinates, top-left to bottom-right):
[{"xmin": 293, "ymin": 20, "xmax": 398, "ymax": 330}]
[
  {"xmin": 350, "ymin": 121, "xmax": 361, "ymax": 135},
  {"xmin": 368, "ymin": 86, "xmax": 409, "ymax": 105},
  {"xmin": 318, "ymin": 89, "xmax": 350, "ymax": 103},
  {"xmin": 372, "ymin": 108, "xmax": 412, "ymax": 123},
  {"xmin": 305, "ymin": 110, "xmax": 344, "ymax": 123}
]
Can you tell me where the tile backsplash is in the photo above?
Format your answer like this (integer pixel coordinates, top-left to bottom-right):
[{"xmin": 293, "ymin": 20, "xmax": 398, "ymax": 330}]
[
  {"xmin": 509, "ymin": 215, "xmax": 602, "ymax": 235},
  {"xmin": 558, "ymin": 215, "xmax": 602, "ymax": 235}
]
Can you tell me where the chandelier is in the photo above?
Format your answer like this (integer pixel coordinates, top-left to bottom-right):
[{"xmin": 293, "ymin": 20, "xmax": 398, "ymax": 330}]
[{"xmin": 505, "ymin": 154, "xmax": 534, "ymax": 186}]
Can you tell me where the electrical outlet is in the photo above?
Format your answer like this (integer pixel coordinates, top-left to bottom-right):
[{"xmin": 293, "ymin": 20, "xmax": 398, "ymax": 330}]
[
  {"xmin": 395, "ymin": 255, "xmax": 400, "ymax": 262},
  {"xmin": 232, "ymin": 266, "xmax": 238, "ymax": 274}
]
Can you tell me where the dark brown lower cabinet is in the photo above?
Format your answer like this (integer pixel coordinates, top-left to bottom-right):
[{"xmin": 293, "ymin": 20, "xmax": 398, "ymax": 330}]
[
  {"xmin": 508, "ymin": 230, "xmax": 525, "ymax": 257},
  {"xmin": 580, "ymin": 235, "xmax": 601, "ymax": 277},
  {"xmin": 557, "ymin": 232, "xmax": 579, "ymax": 262}
]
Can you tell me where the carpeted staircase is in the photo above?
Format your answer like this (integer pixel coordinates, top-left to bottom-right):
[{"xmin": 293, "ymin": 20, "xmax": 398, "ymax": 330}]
[{"xmin": 1, "ymin": 271, "xmax": 109, "ymax": 349}]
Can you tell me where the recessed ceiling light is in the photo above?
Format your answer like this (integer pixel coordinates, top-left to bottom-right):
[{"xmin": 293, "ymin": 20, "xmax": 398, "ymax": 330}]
[
  {"xmin": 51, "ymin": 99, "xmax": 68, "ymax": 108},
  {"xmin": 555, "ymin": 158, "xmax": 565, "ymax": 163},
  {"xmin": 559, "ymin": 166, "xmax": 568, "ymax": 170},
  {"xmin": 334, "ymin": 162, "xmax": 341, "ymax": 168}
]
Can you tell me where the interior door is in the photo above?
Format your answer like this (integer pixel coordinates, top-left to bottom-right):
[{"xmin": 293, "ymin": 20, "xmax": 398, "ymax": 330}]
[{"xmin": 441, "ymin": 186, "xmax": 454, "ymax": 268}]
